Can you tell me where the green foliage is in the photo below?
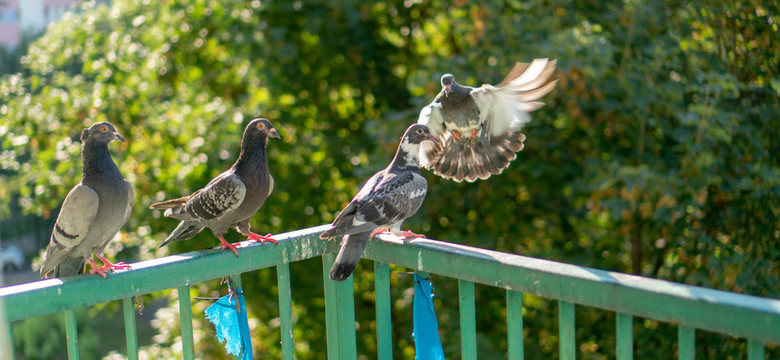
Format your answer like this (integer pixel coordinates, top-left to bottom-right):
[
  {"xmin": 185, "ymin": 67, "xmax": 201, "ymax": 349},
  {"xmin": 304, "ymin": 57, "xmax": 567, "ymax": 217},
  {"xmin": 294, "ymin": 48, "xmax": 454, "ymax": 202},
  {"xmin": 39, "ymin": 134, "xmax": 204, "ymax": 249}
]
[
  {"xmin": 13, "ymin": 309, "xmax": 99, "ymax": 360},
  {"xmin": 1, "ymin": 0, "xmax": 778, "ymax": 359}
]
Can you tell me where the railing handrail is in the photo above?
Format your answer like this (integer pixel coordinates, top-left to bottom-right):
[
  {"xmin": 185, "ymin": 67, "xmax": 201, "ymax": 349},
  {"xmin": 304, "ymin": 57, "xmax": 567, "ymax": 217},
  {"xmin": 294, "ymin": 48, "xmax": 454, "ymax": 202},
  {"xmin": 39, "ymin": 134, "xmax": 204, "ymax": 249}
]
[
  {"xmin": 0, "ymin": 225, "xmax": 331, "ymax": 322},
  {"xmin": 363, "ymin": 235, "xmax": 780, "ymax": 344},
  {"xmin": 2, "ymin": 224, "xmax": 780, "ymax": 348}
]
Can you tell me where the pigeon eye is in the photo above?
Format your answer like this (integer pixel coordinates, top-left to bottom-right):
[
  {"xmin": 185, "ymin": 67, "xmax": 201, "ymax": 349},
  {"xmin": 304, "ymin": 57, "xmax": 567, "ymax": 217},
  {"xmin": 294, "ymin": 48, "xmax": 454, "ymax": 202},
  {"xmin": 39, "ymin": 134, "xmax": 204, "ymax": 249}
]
[
  {"xmin": 416, "ymin": 129, "xmax": 423, "ymax": 134},
  {"xmin": 100, "ymin": 125, "xmax": 108, "ymax": 132},
  {"xmin": 257, "ymin": 123, "xmax": 265, "ymax": 130}
]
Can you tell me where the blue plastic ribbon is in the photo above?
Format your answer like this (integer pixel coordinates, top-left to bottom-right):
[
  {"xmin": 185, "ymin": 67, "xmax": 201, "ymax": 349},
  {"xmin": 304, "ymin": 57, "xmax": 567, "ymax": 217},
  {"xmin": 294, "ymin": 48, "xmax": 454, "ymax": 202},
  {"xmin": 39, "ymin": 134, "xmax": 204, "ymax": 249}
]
[
  {"xmin": 413, "ymin": 274, "xmax": 445, "ymax": 360},
  {"xmin": 205, "ymin": 288, "xmax": 253, "ymax": 359}
]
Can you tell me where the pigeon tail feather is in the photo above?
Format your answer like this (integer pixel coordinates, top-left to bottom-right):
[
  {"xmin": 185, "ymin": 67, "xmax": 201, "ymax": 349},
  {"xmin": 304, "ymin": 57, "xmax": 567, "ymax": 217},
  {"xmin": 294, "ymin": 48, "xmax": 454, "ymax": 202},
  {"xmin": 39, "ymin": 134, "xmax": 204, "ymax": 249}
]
[
  {"xmin": 431, "ymin": 132, "xmax": 526, "ymax": 182},
  {"xmin": 149, "ymin": 196, "xmax": 190, "ymax": 210},
  {"xmin": 329, "ymin": 231, "xmax": 371, "ymax": 282},
  {"xmin": 41, "ymin": 256, "xmax": 86, "ymax": 279},
  {"xmin": 159, "ymin": 221, "xmax": 205, "ymax": 247}
]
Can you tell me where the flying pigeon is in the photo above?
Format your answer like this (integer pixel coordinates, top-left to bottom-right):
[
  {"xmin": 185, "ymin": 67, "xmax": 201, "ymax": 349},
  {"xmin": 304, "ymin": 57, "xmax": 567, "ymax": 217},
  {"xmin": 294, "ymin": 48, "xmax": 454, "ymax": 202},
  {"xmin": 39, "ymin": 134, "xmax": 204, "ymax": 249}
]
[
  {"xmin": 418, "ymin": 58, "xmax": 557, "ymax": 182},
  {"xmin": 40, "ymin": 122, "xmax": 135, "ymax": 279},
  {"xmin": 150, "ymin": 118, "xmax": 280, "ymax": 257},
  {"xmin": 320, "ymin": 124, "xmax": 438, "ymax": 281}
]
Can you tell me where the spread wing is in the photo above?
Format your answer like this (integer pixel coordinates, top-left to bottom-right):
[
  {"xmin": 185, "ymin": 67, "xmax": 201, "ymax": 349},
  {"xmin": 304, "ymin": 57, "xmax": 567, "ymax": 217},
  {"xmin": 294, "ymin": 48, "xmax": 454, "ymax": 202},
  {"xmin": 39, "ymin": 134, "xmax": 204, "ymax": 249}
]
[
  {"xmin": 40, "ymin": 184, "xmax": 99, "ymax": 276},
  {"xmin": 417, "ymin": 100, "xmax": 448, "ymax": 168},
  {"xmin": 470, "ymin": 58, "xmax": 557, "ymax": 137},
  {"xmin": 417, "ymin": 99, "xmax": 446, "ymax": 137}
]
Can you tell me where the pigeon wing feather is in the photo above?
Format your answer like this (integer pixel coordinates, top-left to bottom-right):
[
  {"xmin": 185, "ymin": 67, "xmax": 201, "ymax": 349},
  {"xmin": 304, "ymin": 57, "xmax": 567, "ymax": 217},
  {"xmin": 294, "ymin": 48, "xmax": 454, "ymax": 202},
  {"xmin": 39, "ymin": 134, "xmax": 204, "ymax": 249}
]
[
  {"xmin": 355, "ymin": 172, "xmax": 427, "ymax": 228},
  {"xmin": 121, "ymin": 181, "xmax": 135, "ymax": 226},
  {"xmin": 471, "ymin": 58, "xmax": 557, "ymax": 137},
  {"xmin": 185, "ymin": 171, "xmax": 247, "ymax": 221},
  {"xmin": 417, "ymin": 102, "xmax": 448, "ymax": 169},
  {"xmin": 40, "ymin": 184, "xmax": 99, "ymax": 277}
]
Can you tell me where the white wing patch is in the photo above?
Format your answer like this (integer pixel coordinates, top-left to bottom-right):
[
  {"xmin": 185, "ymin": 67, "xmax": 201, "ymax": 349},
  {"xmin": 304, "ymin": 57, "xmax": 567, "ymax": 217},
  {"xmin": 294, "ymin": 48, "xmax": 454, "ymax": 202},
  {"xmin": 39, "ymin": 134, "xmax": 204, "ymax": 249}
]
[
  {"xmin": 417, "ymin": 102, "xmax": 446, "ymax": 137},
  {"xmin": 408, "ymin": 188, "xmax": 426, "ymax": 199},
  {"xmin": 471, "ymin": 59, "xmax": 557, "ymax": 137}
]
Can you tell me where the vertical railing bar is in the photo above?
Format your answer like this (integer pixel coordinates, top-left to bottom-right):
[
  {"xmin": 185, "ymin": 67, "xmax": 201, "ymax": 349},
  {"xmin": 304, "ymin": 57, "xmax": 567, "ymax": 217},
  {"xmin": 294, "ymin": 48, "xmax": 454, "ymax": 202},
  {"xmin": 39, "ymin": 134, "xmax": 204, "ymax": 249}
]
[
  {"xmin": 323, "ymin": 253, "xmax": 340, "ymax": 360},
  {"xmin": 64, "ymin": 309, "xmax": 80, "ymax": 360},
  {"xmin": 507, "ymin": 290, "xmax": 524, "ymax": 360},
  {"xmin": 747, "ymin": 339, "xmax": 765, "ymax": 360},
  {"xmin": 336, "ymin": 269, "xmax": 357, "ymax": 360},
  {"xmin": 323, "ymin": 252, "xmax": 357, "ymax": 359},
  {"xmin": 374, "ymin": 261, "xmax": 393, "ymax": 360},
  {"xmin": 558, "ymin": 300, "xmax": 576, "ymax": 360},
  {"xmin": 4, "ymin": 322, "xmax": 14, "ymax": 360},
  {"xmin": 458, "ymin": 279, "xmax": 477, "ymax": 360},
  {"xmin": 616, "ymin": 312, "xmax": 633, "ymax": 360},
  {"xmin": 177, "ymin": 285, "xmax": 195, "ymax": 360},
  {"xmin": 677, "ymin": 325, "xmax": 695, "ymax": 360},
  {"xmin": 277, "ymin": 263, "xmax": 295, "ymax": 360},
  {"xmin": 123, "ymin": 297, "xmax": 139, "ymax": 360}
]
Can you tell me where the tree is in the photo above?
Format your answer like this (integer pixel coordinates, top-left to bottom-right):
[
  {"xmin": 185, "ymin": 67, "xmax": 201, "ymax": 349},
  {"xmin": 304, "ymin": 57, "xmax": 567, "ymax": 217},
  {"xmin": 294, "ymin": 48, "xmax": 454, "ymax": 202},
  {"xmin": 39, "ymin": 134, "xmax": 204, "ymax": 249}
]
[{"xmin": 2, "ymin": 0, "xmax": 777, "ymax": 358}]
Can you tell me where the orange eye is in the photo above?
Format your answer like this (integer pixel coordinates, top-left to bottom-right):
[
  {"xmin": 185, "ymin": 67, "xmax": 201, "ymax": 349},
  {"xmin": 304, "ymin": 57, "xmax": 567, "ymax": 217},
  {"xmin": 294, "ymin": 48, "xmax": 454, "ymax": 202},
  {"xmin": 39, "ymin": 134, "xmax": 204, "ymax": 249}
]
[
  {"xmin": 100, "ymin": 125, "xmax": 108, "ymax": 132},
  {"xmin": 257, "ymin": 123, "xmax": 265, "ymax": 130}
]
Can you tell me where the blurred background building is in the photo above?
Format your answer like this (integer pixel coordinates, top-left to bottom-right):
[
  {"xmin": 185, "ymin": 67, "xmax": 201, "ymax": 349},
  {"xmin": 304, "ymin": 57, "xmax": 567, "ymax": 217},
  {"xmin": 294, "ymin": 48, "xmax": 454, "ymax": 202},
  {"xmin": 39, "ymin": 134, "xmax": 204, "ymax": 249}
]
[{"xmin": 0, "ymin": 0, "xmax": 81, "ymax": 49}]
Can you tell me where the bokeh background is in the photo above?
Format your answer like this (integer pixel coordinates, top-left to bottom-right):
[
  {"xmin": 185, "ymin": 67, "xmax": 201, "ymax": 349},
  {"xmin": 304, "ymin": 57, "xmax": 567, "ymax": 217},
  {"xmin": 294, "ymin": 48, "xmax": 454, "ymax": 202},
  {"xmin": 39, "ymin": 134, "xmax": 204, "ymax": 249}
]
[{"xmin": 1, "ymin": 0, "xmax": 778, "ymax": 359}]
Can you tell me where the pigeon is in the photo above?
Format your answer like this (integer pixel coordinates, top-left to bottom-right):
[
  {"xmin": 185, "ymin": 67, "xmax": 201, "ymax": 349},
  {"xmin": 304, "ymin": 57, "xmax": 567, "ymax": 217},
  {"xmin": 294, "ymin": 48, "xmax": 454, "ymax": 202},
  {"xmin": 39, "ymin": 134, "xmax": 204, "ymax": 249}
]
[
  {"xmin": 150, "ymin": 118, "xmax": 280, "ymax": 257},
  {"xmin": 418, "ymin": 58, "xmax": 557, "ymax": 182},
  {"xmin": 40, "ymin": 122, "xmax": 135, "ymax": 279},
  {"xmin": 320, "ymin": 124, "xmax": 438, "ymax": 281}
]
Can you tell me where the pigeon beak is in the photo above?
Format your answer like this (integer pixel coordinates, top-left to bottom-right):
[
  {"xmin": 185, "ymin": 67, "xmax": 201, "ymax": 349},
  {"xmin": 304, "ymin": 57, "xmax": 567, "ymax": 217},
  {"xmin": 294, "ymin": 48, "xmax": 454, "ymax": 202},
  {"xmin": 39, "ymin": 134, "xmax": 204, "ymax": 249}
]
[
  {"xmin": 268, "ymin": 128, "xmax": 281, "ymax": 139},
  {"xmin": 444, "ymin": 86, "xmax": 450, "ymax": 96},
  {"xmin": 114, "ymin": 132, "xmax": 126, "ymax": 142},
  {"xmin": 425, "ymin": 134, "xmax": 439, "ymax": 145}
]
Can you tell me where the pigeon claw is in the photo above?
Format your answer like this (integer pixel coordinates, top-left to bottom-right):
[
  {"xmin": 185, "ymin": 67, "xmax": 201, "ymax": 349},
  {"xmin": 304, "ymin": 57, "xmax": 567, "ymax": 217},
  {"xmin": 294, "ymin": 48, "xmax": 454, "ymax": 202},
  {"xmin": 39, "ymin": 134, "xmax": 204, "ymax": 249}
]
[
  {"xmin": 469, "ymin": 128, "xmax": 479, "ymax": 140},
  {"xmin": 398, "ymin": 230, "xmax": 425, "ymax": 239},
  {"xmin": 88, "ymin": 258, "xmax": 109, "ymax": 279},
  {"xmin": 247, "ymin": 232, "xmax": 278, "ymax": 245},
  {"xmin": 96, "ymin": 254, "xmax": 132, "ymax": 272},
  {"xmin": 218, "ymin": 236, "xmax": 239, "ymax": 257},
  {"xmin": 450, "ymin": 130, "xmax": 463, "ymax": 141},
  {"xmin": 370, "ymin": 228, "xmax": 389, "ymax": 238}
]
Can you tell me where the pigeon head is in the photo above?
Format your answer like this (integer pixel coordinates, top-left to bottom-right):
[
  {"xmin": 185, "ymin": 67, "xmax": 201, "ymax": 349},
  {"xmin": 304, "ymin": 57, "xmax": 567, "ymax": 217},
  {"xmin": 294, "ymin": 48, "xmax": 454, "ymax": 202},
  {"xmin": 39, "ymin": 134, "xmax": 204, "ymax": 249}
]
[
  {"xmin": 392, "ymin": 124, "xmax": 439, "ymax": 170},
  {"xmin": 80, "ymin": 122, "xmax": 125, "ymax": 145},
  {"xmin": 403, "ymin": 124, "xmax": 438, "ymax": 146},
  {"xmin": 244, "ymin": 118, "xmax": 281, "ymax": 142},
  {"xmin": 440, "ymin": 74, "xmax": 456, "ymax": 96}
]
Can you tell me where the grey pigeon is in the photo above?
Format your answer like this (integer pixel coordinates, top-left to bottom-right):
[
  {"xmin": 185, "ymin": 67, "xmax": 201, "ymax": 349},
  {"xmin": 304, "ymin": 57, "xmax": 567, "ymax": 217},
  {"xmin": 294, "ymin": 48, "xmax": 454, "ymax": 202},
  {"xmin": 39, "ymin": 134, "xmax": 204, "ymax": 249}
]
[
  {"xmin": 320, "ymin": 124, "xmax": 438, "ymax": 281},
  {"xmin": 150, "ymin": 118, "xmax": 280, "ymax": 256},
  {"xmin": 418, "ymin": 58, "xmax": 557, "ymax": 182},
  {"xmin": 40, "ymin": 122, "xmax": 135, "ymax": 279}
]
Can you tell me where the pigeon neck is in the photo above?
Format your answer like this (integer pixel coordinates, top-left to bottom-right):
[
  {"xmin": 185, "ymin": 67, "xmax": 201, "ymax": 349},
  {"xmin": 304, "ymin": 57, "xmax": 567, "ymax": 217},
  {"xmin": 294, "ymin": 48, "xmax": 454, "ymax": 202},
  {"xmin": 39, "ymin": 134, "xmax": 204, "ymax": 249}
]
[
  {"xmin": 440, "ymin": 84, "xmax": 469, "ymax": 104},
  {"xmin": 389, "ymin": 140, "xmax": 420, "ymax": 172},
  {"xmin": 82, "ymin": 141, "xmax": 119, "ymax": 178},
  {"xmin": 234, "ymin": 137, "xmax": 268, "ymax": 174}
]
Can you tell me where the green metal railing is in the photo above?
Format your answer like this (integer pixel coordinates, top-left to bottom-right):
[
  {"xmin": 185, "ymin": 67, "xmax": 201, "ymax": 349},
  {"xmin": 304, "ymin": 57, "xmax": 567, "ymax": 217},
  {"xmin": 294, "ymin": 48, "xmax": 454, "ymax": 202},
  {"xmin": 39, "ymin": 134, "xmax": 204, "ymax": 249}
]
[{"xmin": 1, "ymin": 225, "xmax": 779, "ymax": 359}]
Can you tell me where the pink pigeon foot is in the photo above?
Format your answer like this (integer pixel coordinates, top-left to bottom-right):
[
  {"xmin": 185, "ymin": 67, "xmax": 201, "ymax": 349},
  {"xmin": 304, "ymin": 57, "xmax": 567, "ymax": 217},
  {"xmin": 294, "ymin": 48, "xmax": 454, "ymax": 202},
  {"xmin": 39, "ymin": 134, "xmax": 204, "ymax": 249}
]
[
  {"xmin": 469, "ymin": 128, "xmax": 479, "ymax": 140},
  {"xmin": 218, "ymin": 236, "xmax": 239, "ymax": 257},
  {"xmin": 96, "ymin": 254, "xmax": 132, "ymax": 273},
  {"xmin": 370, "ymin": 228, "xmax": 390, "ymax": 238},
  {"xmin": 88, "ymin": 258, "xmax": 108, "ymax": 279},
  {"xmin": 398, "ymin": 230, "xmax": 425, "ymax": 239},
  {"xmin": 247, "ymin": 232, "xmax": 278, "ymax": 244},
  {"xmin": 450, "ymin": 130, "xmax": 463, "ymax": 141}
]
